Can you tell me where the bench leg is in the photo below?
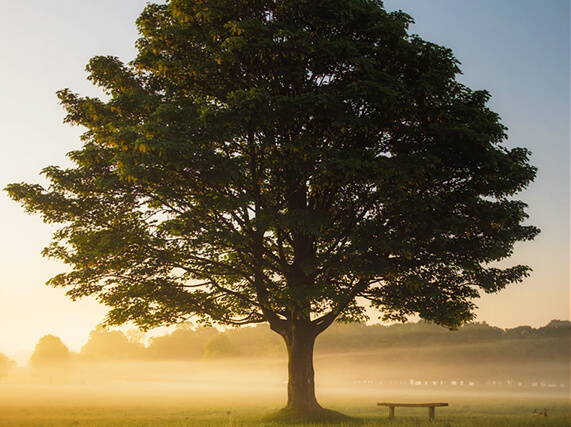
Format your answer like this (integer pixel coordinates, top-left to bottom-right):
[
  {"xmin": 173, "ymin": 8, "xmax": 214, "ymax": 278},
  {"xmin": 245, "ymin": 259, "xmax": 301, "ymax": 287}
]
[
  {"xmin": 429, "ymin": 406, "xmax": 435, "ymax": 421},
  {"xmin": 388, "ymin": 406, "xmax": 395, "ymax": 419}
]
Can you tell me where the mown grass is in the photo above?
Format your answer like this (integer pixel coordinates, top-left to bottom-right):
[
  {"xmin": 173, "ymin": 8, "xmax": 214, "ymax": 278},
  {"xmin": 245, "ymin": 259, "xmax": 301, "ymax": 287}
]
[
  {"xmin": 0, "ymin": 408, "xmax": 569, "ymax": 427},
  {"xmin": 0, "ymin": 398, "xmax": 569, "ymax": 427}
]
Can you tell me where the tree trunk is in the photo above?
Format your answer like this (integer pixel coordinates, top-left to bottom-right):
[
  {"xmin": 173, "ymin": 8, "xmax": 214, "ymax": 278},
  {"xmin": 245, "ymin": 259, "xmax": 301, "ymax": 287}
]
[
  {"xmin": 265, "ymin": 315, "xmax": 349, "ymax": 421},
  {"xmin": 282, "ymin": 319, "xmax": 321, "ymax": 413}
]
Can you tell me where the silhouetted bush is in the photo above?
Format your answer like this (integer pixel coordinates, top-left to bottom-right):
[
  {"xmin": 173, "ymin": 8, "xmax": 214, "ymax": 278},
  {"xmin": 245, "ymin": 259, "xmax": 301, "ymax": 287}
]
[
  {"xmin": 29, "ymin": 335, "xmax": 71, "ymax": 378},
  {"xmin": 147, "ymin": 323, "xmax": 217, "ymax": 359},
  {"xmin": 203, "ymin": 334, "xmax": 239, "ymax": 359},
  {"xmin": 225, "ymin": 324, "xmax": 284, "ymax": 357},
  {"xmin": 81, "ymin": 324, "xmax": 145, "ymax": 361},
  {"xmin": 0, "ymin": 352, "xmax": 15, "ymax": 379}
]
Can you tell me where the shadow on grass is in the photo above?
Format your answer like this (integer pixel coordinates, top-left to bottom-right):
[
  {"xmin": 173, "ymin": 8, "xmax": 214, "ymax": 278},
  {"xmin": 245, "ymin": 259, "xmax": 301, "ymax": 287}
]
[{"xmin": 262, "ymin": 407, "xmax": 362, "ymax": 425}]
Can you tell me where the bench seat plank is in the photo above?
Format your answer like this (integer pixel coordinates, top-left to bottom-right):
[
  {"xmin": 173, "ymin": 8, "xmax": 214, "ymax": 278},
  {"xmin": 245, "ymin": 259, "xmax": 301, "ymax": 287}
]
[
  {"xmin": 377, "ymin": 402, "xmax": 448, "ymax": 420},
  {"xmin": 377, "ymin": 402, "xmax": 448, "ymax": 407}
]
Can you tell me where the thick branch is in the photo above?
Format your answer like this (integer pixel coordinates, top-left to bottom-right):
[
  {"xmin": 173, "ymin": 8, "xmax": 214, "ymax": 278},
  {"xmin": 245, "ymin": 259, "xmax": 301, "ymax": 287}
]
[{"xmin": 312, "ymin": 278, "xmax": 371, "ymax": 335}]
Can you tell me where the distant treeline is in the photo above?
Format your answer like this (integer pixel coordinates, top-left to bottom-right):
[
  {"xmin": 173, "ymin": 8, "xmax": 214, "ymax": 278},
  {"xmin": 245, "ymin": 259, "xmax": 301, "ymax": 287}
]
[
  {"xmin": 2, "ymin": 319, "xmax": 567, "ymax": 388},
  {"xmin": 22, "ymin": 319, "xmax": 570, "ymax": 366},
  {"xmin": 315, "ymin": 320, "xmax": 570, "ymax": 386},
  {"xmin": 318, "ymin": 319, "xmax": 571, "ymax": 362}
]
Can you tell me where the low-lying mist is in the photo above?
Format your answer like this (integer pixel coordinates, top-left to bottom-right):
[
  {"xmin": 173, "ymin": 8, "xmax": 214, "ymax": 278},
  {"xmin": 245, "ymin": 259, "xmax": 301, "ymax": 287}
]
[
  {"xmin": 2, "ymin": 349, "xmax": 568, "ymax": 409},
  {"xmin": 1, "ymin": 320, "xmax": 568, "ymax": 410}
]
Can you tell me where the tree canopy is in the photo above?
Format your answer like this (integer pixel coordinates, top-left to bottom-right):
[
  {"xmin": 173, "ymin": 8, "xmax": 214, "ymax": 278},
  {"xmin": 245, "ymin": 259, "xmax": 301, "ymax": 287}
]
[
  {"xmin": 6, "ymin": 0, "xmax": 538, "ymax": 416},
  {"xmin": 6, "ymin": 0, "xmax": 537, "ymax": 330}
]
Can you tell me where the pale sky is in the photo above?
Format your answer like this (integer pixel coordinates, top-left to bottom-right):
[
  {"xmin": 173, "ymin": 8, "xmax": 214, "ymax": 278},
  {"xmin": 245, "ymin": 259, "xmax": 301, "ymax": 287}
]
[{"xmin": 0, "ymin": 0, "xmax": 569, "ymax": 361}]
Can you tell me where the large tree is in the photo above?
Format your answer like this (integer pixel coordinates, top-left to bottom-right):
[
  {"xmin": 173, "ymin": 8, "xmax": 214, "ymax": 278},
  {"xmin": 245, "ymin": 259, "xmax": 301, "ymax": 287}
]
[{"xmin": 6, "ymin": 0, "xmax": 538, "ymax": 418}]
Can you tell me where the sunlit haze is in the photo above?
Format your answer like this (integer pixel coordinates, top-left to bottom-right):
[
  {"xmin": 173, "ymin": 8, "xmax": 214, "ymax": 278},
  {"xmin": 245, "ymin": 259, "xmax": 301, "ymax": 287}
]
[{"xmin": 0, "ymin": 0, "xmax": 569, "ymax": 362}]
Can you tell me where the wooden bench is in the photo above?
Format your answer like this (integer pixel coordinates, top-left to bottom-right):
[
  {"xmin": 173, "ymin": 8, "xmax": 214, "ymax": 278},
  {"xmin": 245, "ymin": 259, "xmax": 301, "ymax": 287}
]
[{"xmin": 377, "ymin": 402, "xmax": 449, "ymax": 420}]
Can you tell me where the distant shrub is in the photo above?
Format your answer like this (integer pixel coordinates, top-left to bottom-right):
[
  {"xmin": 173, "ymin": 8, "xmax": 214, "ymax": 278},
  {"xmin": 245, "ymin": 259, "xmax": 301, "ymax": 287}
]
[
  {"xmin": 29, "ymin": 335, "xmax": 70, "ymax": 368},
  {"xmin": 203, "ymin": 334, "xmax": 239, "ymax": 359},
  {"xmin": 81, "ymin": 324, "xmax": 145, "ymax": 361},
  {"xmin": 0, "ymin": 352, "xmax": 16, "ymax": 379},
  {"xmin": 147, "ymin": 323, "xmax": 218, "ymax": 360}
]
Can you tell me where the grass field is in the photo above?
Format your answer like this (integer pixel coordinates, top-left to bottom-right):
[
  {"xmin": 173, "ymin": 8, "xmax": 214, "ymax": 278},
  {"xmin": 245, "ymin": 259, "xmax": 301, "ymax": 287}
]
[
  {"xmin": 0, "ymin": 402, "xmax": 569, "ymax": 426},
  {"xmin": 0, "ymin": 381, "xmax": 568, "ymax": 427}
]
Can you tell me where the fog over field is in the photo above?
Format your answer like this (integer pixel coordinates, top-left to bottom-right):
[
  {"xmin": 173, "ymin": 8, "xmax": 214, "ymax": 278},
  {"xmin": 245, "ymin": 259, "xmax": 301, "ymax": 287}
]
[
  {"xmin": 1, "ymin": 358, "xmax": 568, "ymax": 413},
  {"xmin": 1, "ymin": 320, "xmax": 568, "ymax": 409}
]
